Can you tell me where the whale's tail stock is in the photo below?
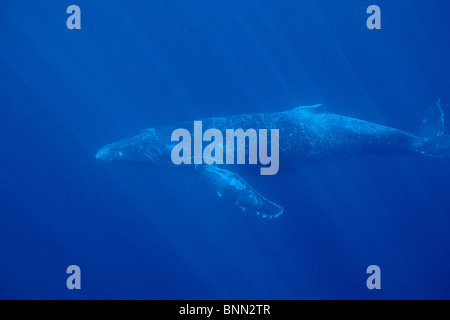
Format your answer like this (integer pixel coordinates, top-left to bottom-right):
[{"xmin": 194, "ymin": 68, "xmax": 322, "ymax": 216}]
[{"xmin": 412, "ymin": 98, "xmax": 450, "ymax": 158}]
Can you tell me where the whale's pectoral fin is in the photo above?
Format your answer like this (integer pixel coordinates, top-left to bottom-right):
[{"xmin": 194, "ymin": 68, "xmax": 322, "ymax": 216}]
[
  {"xmin": 196, "ymin": 165, "xmax": 283, "ymax": 218},
  {"xmin": 420, "ymin": 98, "xmax": 444, "ymax": 137}
]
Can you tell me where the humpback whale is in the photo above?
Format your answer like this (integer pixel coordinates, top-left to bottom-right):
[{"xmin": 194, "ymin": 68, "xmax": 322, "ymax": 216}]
[{"xmin": 96, "ymin": 100, "xmax": 450, "ymax": 218}]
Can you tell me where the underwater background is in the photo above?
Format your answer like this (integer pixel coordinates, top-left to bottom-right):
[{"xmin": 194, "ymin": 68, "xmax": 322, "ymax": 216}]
[{"xmin": 0, "ymin": 0, "xmax": 449, "ymax": 299}]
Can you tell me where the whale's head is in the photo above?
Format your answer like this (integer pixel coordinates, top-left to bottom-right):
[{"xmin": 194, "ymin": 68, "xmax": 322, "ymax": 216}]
[
  {"xmin": 95, "ymin": 141, "xmax": 133, "ymax": 164},
  {"xmin": 96, "ymin": 128, "xmax": 167, "ymax": 167}
]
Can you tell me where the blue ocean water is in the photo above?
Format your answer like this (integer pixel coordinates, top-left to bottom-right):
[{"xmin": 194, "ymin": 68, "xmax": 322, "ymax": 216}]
[{"xmin": 1, "ymin": 0, "xmax": 449, "ymax": 299}]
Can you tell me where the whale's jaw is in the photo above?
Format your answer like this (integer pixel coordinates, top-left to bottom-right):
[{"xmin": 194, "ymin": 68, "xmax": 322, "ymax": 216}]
[
  {"xmin": 95, "ymin": 145, "xmax": 116, "ymax": 162},
  {"xmin": 95, "ymin": 147, "xmax": 108, "ymax": 160},
  {"xmin": 95, "ymin": 144, "xmax": 129, "ymax": 163}
]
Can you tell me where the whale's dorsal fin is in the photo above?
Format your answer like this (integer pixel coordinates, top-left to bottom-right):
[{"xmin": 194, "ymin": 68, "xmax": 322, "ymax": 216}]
[
  {"xmin": 196, "ymin": 165, "xmax": 283, "ymax": 218},
  {"xmin": 293, "ymin": 104, "xmax": 325, "ymax": 114}
]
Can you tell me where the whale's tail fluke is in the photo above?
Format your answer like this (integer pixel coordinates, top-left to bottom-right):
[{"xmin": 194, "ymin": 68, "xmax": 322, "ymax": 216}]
[
  {"xmin": 413, "ymin": 99, "xmax": 450, "ymax": 158},
  {"xmin": 415, "ymin": 135, "xmax": 450, "ymax": 158},
  {"xmin": 419, "ymin": 98, "xmax": 444, "ymax": 137}
]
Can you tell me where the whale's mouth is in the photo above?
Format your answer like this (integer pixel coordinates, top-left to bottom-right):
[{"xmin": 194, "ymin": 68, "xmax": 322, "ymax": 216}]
[
  {"xmin": 95, "ymin": 146, "xmax": 120, "ymax": 162},
  {"xmin": 95, "ymin": 146, "xmax": 109, "ymax": 160},
  {"xmin": 95, "ymin": 149, "xmax": 104, "ymax": 160}
]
